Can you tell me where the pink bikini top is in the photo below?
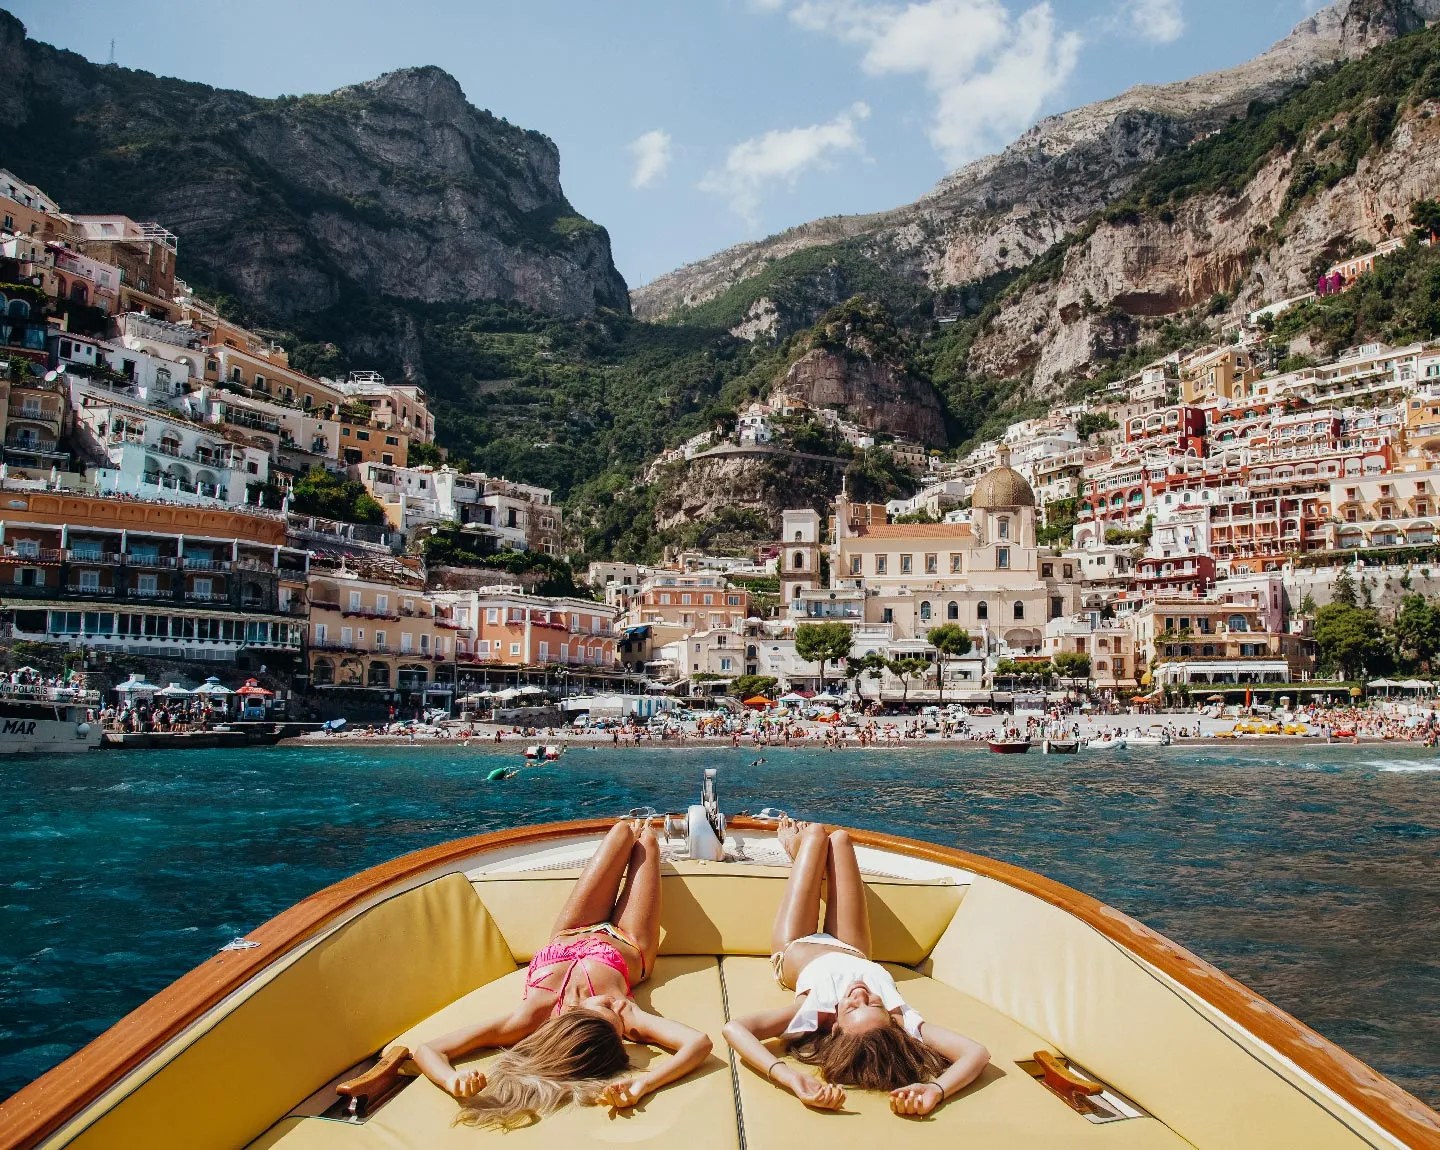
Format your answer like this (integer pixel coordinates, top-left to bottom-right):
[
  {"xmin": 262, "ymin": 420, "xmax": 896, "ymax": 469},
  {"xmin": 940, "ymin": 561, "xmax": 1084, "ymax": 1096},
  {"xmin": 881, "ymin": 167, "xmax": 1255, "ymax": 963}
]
[{"xmin": 524, "ymin": 934, "xmax": 633, "ymax": 1016}]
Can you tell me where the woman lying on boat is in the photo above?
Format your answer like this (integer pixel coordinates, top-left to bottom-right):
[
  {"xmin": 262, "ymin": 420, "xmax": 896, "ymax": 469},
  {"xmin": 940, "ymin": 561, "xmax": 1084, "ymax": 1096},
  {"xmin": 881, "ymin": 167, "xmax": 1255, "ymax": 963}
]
[
  {"xmin": 413, "ymin": 819, "xmax": 711, "ymax": 1128},
  {"xmin": 723, "ymin": 817, "xmax": 989, "ymax": 1116}
]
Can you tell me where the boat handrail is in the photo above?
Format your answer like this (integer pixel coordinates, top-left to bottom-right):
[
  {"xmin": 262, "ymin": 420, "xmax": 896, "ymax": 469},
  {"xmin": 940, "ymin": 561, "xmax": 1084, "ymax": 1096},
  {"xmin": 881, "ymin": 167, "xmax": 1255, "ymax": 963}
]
[{"xmin": 0, "ymin": 685, "xmax": 101, "ymax": 704}]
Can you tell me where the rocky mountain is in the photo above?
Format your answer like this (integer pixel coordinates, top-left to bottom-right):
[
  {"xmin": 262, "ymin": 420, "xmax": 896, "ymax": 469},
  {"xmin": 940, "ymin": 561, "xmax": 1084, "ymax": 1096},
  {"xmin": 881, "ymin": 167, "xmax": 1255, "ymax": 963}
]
[
  {"xmin": 632, "ymin": 0, "xmax": 1440, "ymax": 335},
  {"xmin": 0, "ymin": 10, "xmax": 628, "ymax": 320}
]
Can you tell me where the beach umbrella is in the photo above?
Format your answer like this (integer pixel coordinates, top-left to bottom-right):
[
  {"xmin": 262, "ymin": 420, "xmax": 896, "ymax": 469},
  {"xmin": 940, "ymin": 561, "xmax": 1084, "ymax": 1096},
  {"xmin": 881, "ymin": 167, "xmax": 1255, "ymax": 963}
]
[
  {"xmin": 12, "ymin": 666, "xmax": 39, "ymax": 675},
  {"xmin": 778, "ymin": 692, "xmax": 807, "ymax": 704},
  {"xmin": 1367, "ymin": 678, "xmax": 1399, "ymax": 688},
  {"xmin": 743, "ymin": 695, "xmax": 774, "ymax": 707},
  {"xmin": 1399, "ymin": 679, "xmax": 1431, "ymax": 692},
  {"xmin": 1206, "ymin": 693, "xmax": 1225, "ymax": 702}
]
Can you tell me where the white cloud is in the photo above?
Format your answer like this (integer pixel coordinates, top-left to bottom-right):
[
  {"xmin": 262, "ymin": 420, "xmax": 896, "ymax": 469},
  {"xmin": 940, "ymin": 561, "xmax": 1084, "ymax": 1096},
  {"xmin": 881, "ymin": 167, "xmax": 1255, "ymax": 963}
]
[
  {"xmin": 1122, "ymin": 0, "xmax": 1184, "ymax": 44},
  {"xmin": 778, "ymin": 0, "xmax": 1082, "ymax": 169},
  {"xmin": 700, "ymin": 102, "xmax": 870, "ymax": 222},
  {"xmin": 626, "ymin": 129, "xmax": 673, "ymax": 189}
]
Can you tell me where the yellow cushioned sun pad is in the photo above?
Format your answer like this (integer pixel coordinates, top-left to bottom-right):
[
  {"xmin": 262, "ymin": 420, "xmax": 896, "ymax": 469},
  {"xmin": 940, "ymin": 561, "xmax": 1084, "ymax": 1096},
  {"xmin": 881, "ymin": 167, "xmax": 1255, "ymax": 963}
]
[
  {"xmin": 64, "ymin": 874, "xmax": 515, "ymax": 1150},
  {"xmin": 719, "ymin": 956, "xmax": 1193, "ymax": 1150},
  {"xmin": 247, "ymin": 956, "xmax": 737, "ymax": 1150},
  {"xmin": 925, "ymin": 877, "xmax": 1397, "ymax": 1150},
  {"xmin": 472, "ymin": 863, "xmax": 963, "ymax": 966}
]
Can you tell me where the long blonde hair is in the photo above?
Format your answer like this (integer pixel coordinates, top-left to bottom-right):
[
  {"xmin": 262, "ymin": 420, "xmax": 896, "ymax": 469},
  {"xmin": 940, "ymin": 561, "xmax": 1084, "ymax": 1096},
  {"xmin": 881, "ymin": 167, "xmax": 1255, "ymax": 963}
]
[{"xmin": 455, "ymin": 1008, "xmax": 629, "ymax": 1130}]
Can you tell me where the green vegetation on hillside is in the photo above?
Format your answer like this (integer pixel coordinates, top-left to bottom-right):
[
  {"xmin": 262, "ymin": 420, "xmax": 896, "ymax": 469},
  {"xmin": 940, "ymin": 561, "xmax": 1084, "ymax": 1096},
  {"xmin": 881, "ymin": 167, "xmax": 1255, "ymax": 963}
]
[
  {"xmin": 1124, "ymin": 26, "xmax": 1440, "ymax": 213},
  {"xmin": 289, "ymin": 467, "xmax": 385, "ymax": 525}
]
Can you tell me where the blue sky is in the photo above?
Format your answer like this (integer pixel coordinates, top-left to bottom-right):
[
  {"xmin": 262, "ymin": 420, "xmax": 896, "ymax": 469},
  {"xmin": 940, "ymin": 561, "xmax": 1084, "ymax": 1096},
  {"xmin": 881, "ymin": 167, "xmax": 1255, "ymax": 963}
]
[{"xmin": 10, "ymin": 0, "xmax": 1329, "ymax": 288}]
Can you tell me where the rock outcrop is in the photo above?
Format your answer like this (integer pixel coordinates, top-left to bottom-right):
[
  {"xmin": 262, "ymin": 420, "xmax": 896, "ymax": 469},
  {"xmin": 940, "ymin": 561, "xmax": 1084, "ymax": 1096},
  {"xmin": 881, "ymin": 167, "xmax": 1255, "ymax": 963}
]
[
  {"xmin": 652, "ymin": 448, "xmax": 844, "ymax": 534},
  {"xmin": 775, "ymin": 349, "xmax": 948, "ymax": 447},
  {"xmin": 632, "ymin": 0, "xmax": 1440, "ymax": 330},
  {"xmin": 0, "ymin": 12, "xmax": 629, "ymax": 320}
]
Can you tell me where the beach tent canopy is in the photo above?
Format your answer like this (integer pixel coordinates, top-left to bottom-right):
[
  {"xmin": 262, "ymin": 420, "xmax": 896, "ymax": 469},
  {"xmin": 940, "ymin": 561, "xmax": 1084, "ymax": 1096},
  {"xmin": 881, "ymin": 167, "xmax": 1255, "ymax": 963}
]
[
  {"xmin": 236, "ymin": 678, "xmax": 273, "ymax": 697},
  {"xmin": 192, "ymin": 676, "xmax": 233, "ymax": 696},
  {"xmin": 777, "ymin": 692, "xmax": 807, "ymax": 704},
  {"xmin": 1367, "ymin": 678, "xmax": 1399, "ymax": 689},
  {"xmin": 743, "ymin": 696, "xmax": 774, "ymax": 706},
  {"xmin": 114, "ymin": 673, "xmax": 158, "ymax": 700},
  {"xmin": 1399, "ymin": 679, "xmax": 1433, "ymax": 691},
  {"xmin": 156, "ymin": 683, "xmax": 192, "ymax": 698}
]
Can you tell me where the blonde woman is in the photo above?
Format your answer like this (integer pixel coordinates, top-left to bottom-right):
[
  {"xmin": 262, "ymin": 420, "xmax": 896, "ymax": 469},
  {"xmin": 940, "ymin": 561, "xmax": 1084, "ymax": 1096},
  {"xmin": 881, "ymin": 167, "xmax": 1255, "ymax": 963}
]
[
  {"xmin": 414, "ymin": 820, "xmax": 711, "ymax": 1128},
  {"xmin": 723, "ymin": 817, "xmax": 988, "ymax": 1116}
]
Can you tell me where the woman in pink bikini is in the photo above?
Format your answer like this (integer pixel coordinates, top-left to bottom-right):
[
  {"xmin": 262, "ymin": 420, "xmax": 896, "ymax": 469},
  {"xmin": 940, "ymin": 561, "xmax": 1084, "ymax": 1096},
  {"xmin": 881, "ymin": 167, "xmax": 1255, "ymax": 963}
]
[{"xmin": 414, "ymin": 820, "xmax": 711, "ymax": 1129}]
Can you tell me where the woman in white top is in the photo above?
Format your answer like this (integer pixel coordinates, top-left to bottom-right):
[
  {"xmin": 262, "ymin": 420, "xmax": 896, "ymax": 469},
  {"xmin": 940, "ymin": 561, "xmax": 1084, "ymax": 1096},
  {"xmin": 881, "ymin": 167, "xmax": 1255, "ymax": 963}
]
[{"xmin": 722, "ymin": 818, "xmax": 989, "ymax": 1116}]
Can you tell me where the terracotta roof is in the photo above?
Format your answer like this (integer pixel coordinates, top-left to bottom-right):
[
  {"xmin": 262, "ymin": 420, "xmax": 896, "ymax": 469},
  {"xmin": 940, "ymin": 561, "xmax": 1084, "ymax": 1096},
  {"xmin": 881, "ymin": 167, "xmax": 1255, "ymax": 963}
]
[{"xmin": 849, "ymin": 522, "xmax": 973, "ymax": 538}]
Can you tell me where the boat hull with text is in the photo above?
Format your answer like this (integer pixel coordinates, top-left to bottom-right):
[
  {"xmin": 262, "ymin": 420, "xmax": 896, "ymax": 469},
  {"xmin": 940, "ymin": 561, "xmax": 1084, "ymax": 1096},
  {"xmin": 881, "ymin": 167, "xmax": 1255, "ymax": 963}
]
[
  {"xmin": 0, "ymin": 804, "xmax": 1435, "ymax": 1149},
  {"xmin": 0, "ymin": 695, "xmax": 101, "ymax": 755}
]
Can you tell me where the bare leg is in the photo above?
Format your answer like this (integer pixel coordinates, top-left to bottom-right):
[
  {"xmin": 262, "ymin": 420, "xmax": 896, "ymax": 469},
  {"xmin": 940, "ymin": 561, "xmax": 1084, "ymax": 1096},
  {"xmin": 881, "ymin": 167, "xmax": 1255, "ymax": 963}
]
[
  {"xmin": 771, "ymin": 818, "xmax": 830, "ymax": 954},
  {"xmin": 820, "ymin": 829, "xmax": 872, "ymax": 956},
  {"xmin": 552, "ymin": 820, "xmax": 639, "ymax": 935},
  {"xmin": 612, "ymin": 827, "xmax": 662, "ymax": 981}
]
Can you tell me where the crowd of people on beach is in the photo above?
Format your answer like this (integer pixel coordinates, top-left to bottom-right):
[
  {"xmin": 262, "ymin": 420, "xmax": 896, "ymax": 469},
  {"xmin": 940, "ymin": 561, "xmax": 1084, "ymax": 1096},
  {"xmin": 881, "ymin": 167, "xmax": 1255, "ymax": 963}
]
[{"xmin": 101, "ymin": 699, "xmax": 227, "ymax": 734}]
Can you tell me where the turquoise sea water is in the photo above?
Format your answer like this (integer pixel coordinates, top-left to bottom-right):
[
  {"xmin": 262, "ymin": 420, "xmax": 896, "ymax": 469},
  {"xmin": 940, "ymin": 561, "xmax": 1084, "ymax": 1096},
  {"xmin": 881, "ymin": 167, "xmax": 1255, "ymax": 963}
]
[{"xmin": 1, "ymin": 742, "xmax": 1437, "ymax": 1108}]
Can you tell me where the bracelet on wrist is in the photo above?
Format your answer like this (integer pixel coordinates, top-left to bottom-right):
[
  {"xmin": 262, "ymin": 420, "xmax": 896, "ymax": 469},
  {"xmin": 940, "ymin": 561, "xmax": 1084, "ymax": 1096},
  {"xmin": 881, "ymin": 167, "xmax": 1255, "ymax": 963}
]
[
  {"xmin": 765, "ymin": 1059, "xmax": 784, "ymax": 1081},
  {"xmin": 927, "ymin": 1079, "xmax": 946, "ymax": 1097}
]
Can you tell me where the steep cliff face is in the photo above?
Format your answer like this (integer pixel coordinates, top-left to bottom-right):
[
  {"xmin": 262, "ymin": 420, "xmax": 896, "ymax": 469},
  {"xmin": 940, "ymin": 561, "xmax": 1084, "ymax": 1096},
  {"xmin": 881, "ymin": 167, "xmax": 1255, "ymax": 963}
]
[
  {"xmin": 632, "ymin": 0, "xmax": 1440, "ymax": 332},
  {"xmin": 0, "ymin": 12, "xmax": 628, "ymax": 320},
  {"xmin": 776, "ymin": 350, "xmax": 947, "ymax": 446},
  {"xmin": 969, "ymin": 92, "xmax": 1440, "ymax": 390}
]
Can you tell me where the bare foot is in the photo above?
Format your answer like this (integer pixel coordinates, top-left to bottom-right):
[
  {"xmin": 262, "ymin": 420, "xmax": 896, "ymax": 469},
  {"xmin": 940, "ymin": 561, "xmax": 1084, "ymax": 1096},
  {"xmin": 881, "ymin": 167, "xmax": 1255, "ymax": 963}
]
[{"xmin": 777, "ymin": 815, "xmax": 814, "ymax": 860}]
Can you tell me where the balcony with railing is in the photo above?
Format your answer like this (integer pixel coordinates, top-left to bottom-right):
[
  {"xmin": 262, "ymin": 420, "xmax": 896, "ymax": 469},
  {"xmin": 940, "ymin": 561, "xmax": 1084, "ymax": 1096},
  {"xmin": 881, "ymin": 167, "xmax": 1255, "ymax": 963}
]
[
  {"xmin": 184, "ymin": 589, "xmax": 231, "ymax": 603},
  {"xmin": 182, "ymin": 556, "xmax": 232, "ymax": 572},
  {"xmin": 125, "ymin": 553, "xmax": 177, "ymax": 569},
  {"xmin": 0, "ymin": 546, "xmax": 63, "ymax": 564},
  {"xmin": 67, "ymin": 583, "xmax": 115, "ymax": 596},
  {"xmin": 218, "ymin": 405, "xmax": 281, "ymax": 435},
  {"xmin": 66, "ymin": 550, "xmax": 123, "ymax": 565},
  {"xmin": 8, "ymin": 404, "xmax": 60, "ymax": 427}
]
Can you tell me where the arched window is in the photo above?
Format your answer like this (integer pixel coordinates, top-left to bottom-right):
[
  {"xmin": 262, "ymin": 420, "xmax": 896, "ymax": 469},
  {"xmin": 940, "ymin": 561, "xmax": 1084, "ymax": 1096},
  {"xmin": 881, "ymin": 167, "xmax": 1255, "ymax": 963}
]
[
  {"xmin": 947, "ymin": 601, "xmax": 958, "ymax": 620},
  {"xmin": 998, "ymin": 517, "xmax": 1009, "ymax": 539},
  {"xmin": 1013, "ymin": 601, "xmax": 1024, "ymax": 620},
  {"xmin": 312, "ymin": 658, "xmax": 335, "ymax": 685},
  {"xmin": 794, "ymin": 530, "xmax": 803, "ymax": 541},
  {"xmin": 792, "ymin": 584, "xmax": 801, "ymax": 600},
  {"xmin": 793, "ymin": 551, "xmax": 806, "ymax": 569},
  {"xmin": 977, "ymin": 601, "xmax": 988, "ymax": 621},
  {"xmin": 1227, "ymin": 614, "xmax": 1247, "ymax": 632},
  {"xmin": 8, "ymin": 298, "xmax": 30, "ymax": 318},
  {"xmin": 920, "ymin": 601, "xmax": 932, "ymax": 621}
]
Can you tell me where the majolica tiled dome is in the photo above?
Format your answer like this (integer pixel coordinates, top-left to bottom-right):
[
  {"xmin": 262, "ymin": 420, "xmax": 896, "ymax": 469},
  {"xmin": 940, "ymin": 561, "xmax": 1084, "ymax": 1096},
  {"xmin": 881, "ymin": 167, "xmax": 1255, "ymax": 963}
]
[{"xmin": 971, "ymin": 444, "xmax": 1035, "ymax": 508}]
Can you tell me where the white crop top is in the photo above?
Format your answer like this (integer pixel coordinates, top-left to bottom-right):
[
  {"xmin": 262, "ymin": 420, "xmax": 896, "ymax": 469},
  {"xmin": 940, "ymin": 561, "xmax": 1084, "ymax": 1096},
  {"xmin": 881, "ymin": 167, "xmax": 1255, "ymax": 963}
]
[{"xmin": 781, "ymin": 950, "xmax": 925, "ymax": 1041}]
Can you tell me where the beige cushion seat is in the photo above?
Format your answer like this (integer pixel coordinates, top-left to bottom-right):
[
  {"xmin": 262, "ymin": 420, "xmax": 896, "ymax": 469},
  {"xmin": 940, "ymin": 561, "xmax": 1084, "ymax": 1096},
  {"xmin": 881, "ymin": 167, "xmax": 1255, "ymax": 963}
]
[
  {"xmin": 720, "ymin": 956, "xmax": 1193, "ymax": 1150},
  {"xmin": 246, "ymin": 956, "xmax": 737, "ymax": 1150}
]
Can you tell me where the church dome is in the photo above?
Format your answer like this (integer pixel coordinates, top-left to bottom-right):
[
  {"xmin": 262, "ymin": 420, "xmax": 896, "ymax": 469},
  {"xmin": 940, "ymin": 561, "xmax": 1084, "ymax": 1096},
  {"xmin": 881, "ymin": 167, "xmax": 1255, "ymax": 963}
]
[{"xmin": 971, "ymin": 444, "xmax": 1035, "ymax": 508}]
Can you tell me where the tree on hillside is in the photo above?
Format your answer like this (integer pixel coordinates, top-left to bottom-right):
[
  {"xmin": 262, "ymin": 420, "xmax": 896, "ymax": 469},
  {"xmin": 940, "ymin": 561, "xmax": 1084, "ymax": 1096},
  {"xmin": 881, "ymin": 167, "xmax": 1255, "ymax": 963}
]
[
  {"xmin": 289, "ymin": 467, "xmax": 385, "ymax": 526},
  {"xmin": 1330, "ymin": 570, "xmax": 1358, "ymax": 608},
  {"xmin": 886, "ymin": 657, "xmax": 931, "ymax": 707},
  {"xmin": 795, "ymin": 622, "xmax": 853, "ymax": 695},
  {"xmin": 1315, "ymin": 601, "xmax": 1385, "ymax": 680},
  {"xmin": 926, "ymin": 624, "xmax": 973, "ymax": 705},
  {"xmin": 1390, "ymin": 593, "xmax": 1440, "ymax": 671}
]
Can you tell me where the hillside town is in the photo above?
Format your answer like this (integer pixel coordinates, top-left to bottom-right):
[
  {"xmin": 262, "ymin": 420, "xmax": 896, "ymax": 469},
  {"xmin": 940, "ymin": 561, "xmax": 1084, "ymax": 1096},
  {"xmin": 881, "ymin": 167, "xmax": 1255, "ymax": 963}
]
[{"xmin": 0, "ymin": 166, "xmax": 1437, "ymax": 724}]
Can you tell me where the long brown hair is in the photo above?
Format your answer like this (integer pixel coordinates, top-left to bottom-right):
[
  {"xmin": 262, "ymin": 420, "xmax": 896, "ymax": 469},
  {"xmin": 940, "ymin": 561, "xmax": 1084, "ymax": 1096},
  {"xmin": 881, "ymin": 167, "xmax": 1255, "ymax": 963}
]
[
  {"xmin": 793, "ymin": 1016, "xmax": 949, "ymax": 1091},
  {"xmin": 455, "ymin": 1009, "xmax": 629, "ymax": 1130}
]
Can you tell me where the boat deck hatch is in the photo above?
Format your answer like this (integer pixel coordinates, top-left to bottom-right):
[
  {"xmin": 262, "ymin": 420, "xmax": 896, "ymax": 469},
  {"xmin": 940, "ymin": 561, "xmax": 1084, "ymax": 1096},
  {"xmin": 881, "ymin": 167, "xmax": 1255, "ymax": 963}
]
[{"xmin": 1016, "ymin": 1052, "xmax": 1149, "ymax": 1124}]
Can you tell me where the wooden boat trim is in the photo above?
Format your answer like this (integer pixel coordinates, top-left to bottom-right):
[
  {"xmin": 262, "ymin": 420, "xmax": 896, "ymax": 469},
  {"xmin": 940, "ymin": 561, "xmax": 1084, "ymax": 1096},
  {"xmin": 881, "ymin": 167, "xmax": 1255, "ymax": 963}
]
[{"xmin": 0, "ymin": 817, "xmax": 1436, "ymax": 1150}]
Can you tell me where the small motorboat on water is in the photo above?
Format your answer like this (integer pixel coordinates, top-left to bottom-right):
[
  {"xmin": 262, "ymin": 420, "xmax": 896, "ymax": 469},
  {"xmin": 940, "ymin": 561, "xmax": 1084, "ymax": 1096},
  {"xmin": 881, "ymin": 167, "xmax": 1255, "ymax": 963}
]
[
  {"xmin": 4, "ymin": 768, "xmax": 1435, "ymax": 1150},
  {"xmin": 987, "ymin": 737, "xmax": 1032, "ymax": 753},
  {"xmin": 523, "ymin": 743, "xmax": 563, "ymax": 761},
  {"xmin": 1087, "ymin": 734, "xmax": 1127, "ymax": 751},
  {"xmin": 1126, "ymin": 730, "xmax": 1172, "ymax": 748},
  {"xmin": 1041, "ymin": 738, "xmax": 1080, "ymax": 754}
]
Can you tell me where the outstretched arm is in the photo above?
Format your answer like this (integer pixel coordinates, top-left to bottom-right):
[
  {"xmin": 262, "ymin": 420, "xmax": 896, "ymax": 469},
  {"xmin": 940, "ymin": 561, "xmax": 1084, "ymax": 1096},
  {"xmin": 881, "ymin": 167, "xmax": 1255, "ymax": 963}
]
[
  {"xmin": 597, "ymin": 1006, "xmax": 713, "ymax": 1109},
  {"xmin": 889, "ymin": 1023, "xmax": 989, "ymax": 1117},
  {"xmin": 413, "ymin": 1008, "xmax": 537, "ymax": 1101},
  {"xmin": 722, "ymin": 1001, "xmax": 845, "ymax": 1112}
]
